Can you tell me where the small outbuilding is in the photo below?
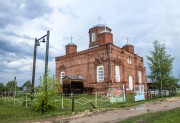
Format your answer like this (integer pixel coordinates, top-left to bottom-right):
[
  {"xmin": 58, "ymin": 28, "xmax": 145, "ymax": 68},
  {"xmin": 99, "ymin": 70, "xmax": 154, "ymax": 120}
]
[{"xmin": 62, "ymin": 76, "xmax": 84, "ymax": 94}]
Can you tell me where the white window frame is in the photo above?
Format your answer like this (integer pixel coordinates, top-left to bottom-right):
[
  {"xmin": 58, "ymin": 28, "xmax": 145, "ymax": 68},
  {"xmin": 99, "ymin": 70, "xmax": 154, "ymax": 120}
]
[
  {"xmin": 60, "ymin": 71, "xmax": 65, "ymax": 85},
  {"xmin": 97, "ymin": 66, "xmax": 104, "ymax": 83},
  {"xmin": 115, "ymin": 65, "xmax": 120, "ymax": 82},
  {"xmin": 138, "ymin": 71, "xmax": 142, "ymax": 84},
  {"xmin": 127, "ymin": 57, "xmax": 132, "ymax": 64},
  {"xmin": 129, "ymin": 75, "xmax": 133, "ymax": 90},
  {"xmin": 130, "ymin": 57, "xmax": 132, "ymax": 64},
  {"xmin": 92, "ymin": 33, "xmax": 96, "ymax": 42}
]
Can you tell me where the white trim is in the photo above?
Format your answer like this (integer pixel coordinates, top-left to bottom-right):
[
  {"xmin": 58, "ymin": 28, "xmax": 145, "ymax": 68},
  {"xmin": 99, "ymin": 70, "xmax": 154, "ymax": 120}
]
[
  {"xmin": 138, "ymin": 71, "xmax": 142, "ymax": 84},
  {"xmin": 97, "ymin": 66, "xmax": 104, "ymax": 82},
  {"xmin": 129, "ymin": 75, "xmax": 133, "ymax": 90},
  {"xmin": 115, "ymin": 65, "xmax": 120, "ymax": 82},
  {"xmin": 60, "ymin": 71, "xmax": 65, "ymax": 85},
  {"xmin": 92, "ymin": 33, "xmax": 96, "ymax": 42},
  {"xmin": 127, "ymin": 57, "xmax": 132, "ymax": 64}
]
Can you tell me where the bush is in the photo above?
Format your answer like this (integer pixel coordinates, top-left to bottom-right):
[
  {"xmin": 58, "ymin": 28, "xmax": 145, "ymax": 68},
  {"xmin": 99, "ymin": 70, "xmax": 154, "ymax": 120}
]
[{"xmin": 30, "ymin": 74, "xmax": 58, "ymax": 114}]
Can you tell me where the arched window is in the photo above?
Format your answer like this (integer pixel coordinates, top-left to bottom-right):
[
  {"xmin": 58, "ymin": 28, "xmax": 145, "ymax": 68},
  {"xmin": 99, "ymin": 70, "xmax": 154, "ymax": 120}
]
[
  {"xmin": 60, "ymin": 71, "xmax": 65, "ymax": 85},
  {"xmin": 127, "ymin": 57, "xmax": 132, "ymax": 64},
  {"xmin": 115, "ymin": 65, "xmax": 120, "ymax": 82},
  {"xmin": 138, "ymin": 71, "xmax": 142, "ymax": 84},
  {"xmin": 97, "ymin": 66, "xmax": 104, "ymax": 82},
  {"xmin": 129, "ymin": 75, "xmax": 133, "ymax": 90},
  {"xmin": 92, "ymin": 33, "xmax": 96, "ymax": 42},
  {"xmin": 130, "ymin": 57, "xmax": 132, "ymax": 64}
]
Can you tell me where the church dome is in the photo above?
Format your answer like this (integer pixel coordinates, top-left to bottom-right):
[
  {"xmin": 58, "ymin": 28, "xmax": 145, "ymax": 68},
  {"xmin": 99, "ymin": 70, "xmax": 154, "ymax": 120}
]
[
  {"xmin": 99, "ymin": 29, "xmax": 111, "ymax": 34},
  {"xmin": 66, "ymin": 42, "xmax": 76, "ymax": 46},
  {"xmin": 93, "ymin": 24, "xmax": 106, "ymax": 28}
]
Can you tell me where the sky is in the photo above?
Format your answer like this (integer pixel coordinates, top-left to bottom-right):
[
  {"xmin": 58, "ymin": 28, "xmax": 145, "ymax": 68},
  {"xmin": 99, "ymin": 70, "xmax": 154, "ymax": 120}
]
[{"xmin": 0, "ymin": 0, "xmax": 180, "ymax": 86}]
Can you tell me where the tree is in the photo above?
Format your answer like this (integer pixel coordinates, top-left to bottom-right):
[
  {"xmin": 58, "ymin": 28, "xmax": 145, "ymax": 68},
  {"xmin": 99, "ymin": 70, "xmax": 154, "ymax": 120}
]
[
  {"xmin": 147, "ymin": 41, "xmax": 178, "ymax": 90},
  {"xmin": 31, "ymin": 74, "xmax": 58, "ymax": 114},
  {"xmin": 0, "ymin": 82, "xmax": 5, "ymax": 92},
  {"xmin": 6, "ymin": 80, "xmax": 16, "ymax": 92}
]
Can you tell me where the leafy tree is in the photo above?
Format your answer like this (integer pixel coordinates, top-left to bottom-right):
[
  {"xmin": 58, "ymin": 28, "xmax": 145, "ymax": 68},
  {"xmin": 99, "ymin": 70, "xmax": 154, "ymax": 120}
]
[
  {"xmin": 0, "ymin": 82, "xmax": 5, "ymax": 92},
  {"xmin": 147, "ymin": 41, "xmax": 178, "ymax": 90},
  {"xmin": 6, "ymin": 80, "xmax": 16, "ymax": 92},
  {"xmin": 31, "ymin": 74, "xmax": 58, "ymax": 114}
]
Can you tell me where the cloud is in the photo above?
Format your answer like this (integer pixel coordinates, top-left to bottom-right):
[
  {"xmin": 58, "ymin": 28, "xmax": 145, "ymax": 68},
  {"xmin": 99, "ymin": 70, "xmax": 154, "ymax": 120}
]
[
  {"xmin": 0, "ymin": 0, "xmax": 53, "ymax": 28},
  {"xmin": 1, "ymin": 0, "xmax": 180, "ymax": 86},
  {"xmin": 2, "ymin": 31, "xmax": 35, "ymax": 40}
]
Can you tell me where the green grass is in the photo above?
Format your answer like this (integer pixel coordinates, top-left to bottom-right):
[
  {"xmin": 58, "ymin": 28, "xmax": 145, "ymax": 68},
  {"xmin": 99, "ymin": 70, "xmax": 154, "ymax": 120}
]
[
  {"xmin": 0, "ymin": 94, "xmax": 179, "ymax": 123},
  {"xmin": 0, "ymin": 94, "xmax": 141, "ymax": 123},
  {"xmin": 0, "ymin": 97, "xmax": 71, "ymax": 123},
  {"xmin": 0, "ymin": 104, "xmax": 71, "ymax": 123},
  {"xmin": 118, "ymin": 108, "xmax": 180, "ymax": 123}
]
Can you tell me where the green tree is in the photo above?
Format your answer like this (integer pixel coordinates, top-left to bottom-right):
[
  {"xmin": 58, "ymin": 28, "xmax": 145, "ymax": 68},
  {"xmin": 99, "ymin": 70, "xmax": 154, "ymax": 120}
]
[
  {"xmin": 31, "ymin": 74, "xmax": 58, "ymax": 114},
  {"xmin": 147, "ymin": 41, "xmax": 178, "ymax": 90},
  {"xmin": 0, "ymin": 82, "xmax": 5, "ymax": 92},
  {"xmin": 6, "ymin": 80, "xmax": 16, "ymax": 92}
]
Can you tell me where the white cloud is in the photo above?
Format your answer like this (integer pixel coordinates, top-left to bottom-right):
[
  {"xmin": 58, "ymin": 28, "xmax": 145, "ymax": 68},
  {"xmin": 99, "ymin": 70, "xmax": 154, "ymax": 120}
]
[{"xmin": 1, "ymin": 0, "xmax": 180, "ymax": 85}]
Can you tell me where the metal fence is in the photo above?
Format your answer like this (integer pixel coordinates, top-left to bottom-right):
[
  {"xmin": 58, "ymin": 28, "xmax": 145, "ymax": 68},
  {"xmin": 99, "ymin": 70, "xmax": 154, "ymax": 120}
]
[
  {"xmin": 0, "ymin": 91, "xmax": 126, "ymax": 111},
  {"xmin": 0, "ymin": 88, "xmax": 178, "ymax": 112},
  {"xmin": 176, "ymin": 88, "xmax": 180, "ymax": 94},
  {"xmin": 146, "ymin": 89, "xmax": 177, "ymax": 99}
]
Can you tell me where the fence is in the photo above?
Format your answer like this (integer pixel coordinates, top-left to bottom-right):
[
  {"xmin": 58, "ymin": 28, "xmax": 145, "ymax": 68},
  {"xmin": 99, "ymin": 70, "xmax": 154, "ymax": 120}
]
[
  {"xmin": 0, "ymin": 91, "xmax": 30, "ymax": 108},
  {"xmin": 176, "ymin": 88, "xmax": 180, "ymax": 94},
  {"xmin": 0, "ymin": 88, "xmax": 178, "ymax": 112},
  {"xmin": 146, "ymin": 89, "xmax": 177, "ymax": 99},
  {"xmin": 0, "ymin": 91, "xmax": 126, "ymax": 111}
]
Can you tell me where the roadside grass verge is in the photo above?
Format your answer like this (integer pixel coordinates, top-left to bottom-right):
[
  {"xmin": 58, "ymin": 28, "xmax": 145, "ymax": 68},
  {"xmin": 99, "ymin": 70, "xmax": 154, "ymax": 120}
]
[
  {"xmin": 118, "ymin": 107, "xmax": 180, "ymax": 123},
  {"xmin": 0, "ymin": 104, "xmax": 71, "ymax": 123},
  {"xmin": 0, "ymin": 94, "xmax": 179, "ymax": 123}
]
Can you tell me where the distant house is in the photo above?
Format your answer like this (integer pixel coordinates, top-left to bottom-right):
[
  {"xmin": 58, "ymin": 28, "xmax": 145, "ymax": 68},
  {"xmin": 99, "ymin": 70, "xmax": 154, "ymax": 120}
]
[
  {"xmin": 22, "ymin": 86, "xmax": 30, "ymax": 92},
  {"xmin": 55, "ymin": 24, "xmax": 147, "ymax": 94}
]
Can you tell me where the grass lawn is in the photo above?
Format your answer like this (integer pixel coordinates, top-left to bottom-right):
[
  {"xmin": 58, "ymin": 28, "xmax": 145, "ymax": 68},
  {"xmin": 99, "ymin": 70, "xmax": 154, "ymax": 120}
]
[
  {"xmin": 0, "ymin": 94, "xmax": 178, "ymax": 123},
  {"xmin": 0, "ymin": 101, "xmax": 71, "ymax": 123},
  {"xmin": 0, "ymin": 103, "xmax": 71, "ymax": 123},
  {"xmin": 0, "ymin": 94, "xmax": 143, "ymax": 123},
  {"xmin": 118, "ymin": 107, "xmax": 180, "ymax": 123}
]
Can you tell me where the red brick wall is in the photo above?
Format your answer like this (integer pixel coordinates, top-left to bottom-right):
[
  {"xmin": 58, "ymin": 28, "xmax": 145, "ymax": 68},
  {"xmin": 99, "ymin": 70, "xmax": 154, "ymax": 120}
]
[
  {"xmin": 56, "ymin": 45, "xmax": 109, "ymax": 91},
  {"xmin": 66, "ymin": 44, "xmax": 77, "ymax": 55},
  {"xmin": 98, "ymin": 32, "xmax": 113, "ymax": 45},
  {"xmin": 55, "ymin": 25, "xmax": 147, "ymax": 93},
  {"xmin": 122, "ymin": 45, "xmax": 134, "ymax": 54},
  {"xmin": 89, "ymin": 26, "xmax": 112, "ymax": 48},
  {"xmin": 56, "ymin": 43, "xmax": 147, "ymax": 92}
]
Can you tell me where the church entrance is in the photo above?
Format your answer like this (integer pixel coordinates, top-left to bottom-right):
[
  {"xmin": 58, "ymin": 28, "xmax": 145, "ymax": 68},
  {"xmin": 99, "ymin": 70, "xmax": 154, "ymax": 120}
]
[{"xmin": 62, "ymin": 76, "xmax": 84, "ymax": 94}]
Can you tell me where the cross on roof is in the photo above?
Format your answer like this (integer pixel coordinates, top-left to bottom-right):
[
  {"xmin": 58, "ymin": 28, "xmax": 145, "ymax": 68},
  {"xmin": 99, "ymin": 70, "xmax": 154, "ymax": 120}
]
[
  {"xmin": 97, "ymin": 16, "xmax": 102, "ymax": 24},
  {"xmin": 104, "ymin": 21, "xmax": 107, "ymax": 30},
  {"xmin": 127, "ymin": 37, "xmax": 129, "ymax": 45},
  {"xmin": 70, "ymin": 35, "xmax": 73, "ymax": 43}
]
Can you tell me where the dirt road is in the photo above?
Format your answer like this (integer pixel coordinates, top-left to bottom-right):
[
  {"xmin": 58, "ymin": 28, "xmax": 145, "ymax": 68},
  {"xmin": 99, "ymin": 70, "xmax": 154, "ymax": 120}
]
[{"xmin": 34, "ymin": 97, "xmax": 180, "ymax": 123}]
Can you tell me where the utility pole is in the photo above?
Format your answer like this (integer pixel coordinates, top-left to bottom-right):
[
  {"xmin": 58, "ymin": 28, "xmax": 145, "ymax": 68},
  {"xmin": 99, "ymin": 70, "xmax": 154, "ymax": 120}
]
[{"xmin": 31, "ymin": 31, "xmax": 50, "ymax": 99}]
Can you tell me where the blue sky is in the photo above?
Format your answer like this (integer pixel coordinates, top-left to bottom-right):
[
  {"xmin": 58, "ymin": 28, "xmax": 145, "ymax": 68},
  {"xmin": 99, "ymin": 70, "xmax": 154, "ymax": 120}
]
[{"xmin": 0, "ymin": 0, "xmax": 180, "ymax": 86}]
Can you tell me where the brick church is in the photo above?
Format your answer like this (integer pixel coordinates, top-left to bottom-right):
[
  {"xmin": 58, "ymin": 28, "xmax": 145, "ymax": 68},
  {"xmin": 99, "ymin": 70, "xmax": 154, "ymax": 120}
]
[{"xmin": 55, "ymin": 23, "xmax": 147, "ymax": 94}]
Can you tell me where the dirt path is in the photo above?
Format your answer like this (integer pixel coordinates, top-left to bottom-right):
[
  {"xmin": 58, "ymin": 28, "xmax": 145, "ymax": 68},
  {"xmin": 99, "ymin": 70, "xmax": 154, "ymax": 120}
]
[{"xmin": 34, "ymin": 97, "xmax": 180, "ymax": 123}]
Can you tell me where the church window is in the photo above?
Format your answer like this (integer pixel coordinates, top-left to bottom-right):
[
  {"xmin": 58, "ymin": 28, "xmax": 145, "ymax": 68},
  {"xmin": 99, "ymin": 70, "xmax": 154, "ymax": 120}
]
[
  {"xmin": 60, "ymin": 71, "xmax": 65, "ymax": 85},
  {"xmin": 92, "ymin": 33, "xmax": 96, "ymax": 42},
  {"xmin": 128, "ymin": 75, "xmax": 133, "ymax": 90},
  {"xmin": 115, "ymin": 65, "xmax": 120, "ymax": 82},
  {"xmin": 97, "ymin": 66, "xmax": 104, "ymax": 82},
  {"xmin": 138, "ymin": 71, "xmax": 142, "ymax": 84},
  {"xmin": 127, "ymin": 57, "xmax": 132, "ymax": 64}
]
